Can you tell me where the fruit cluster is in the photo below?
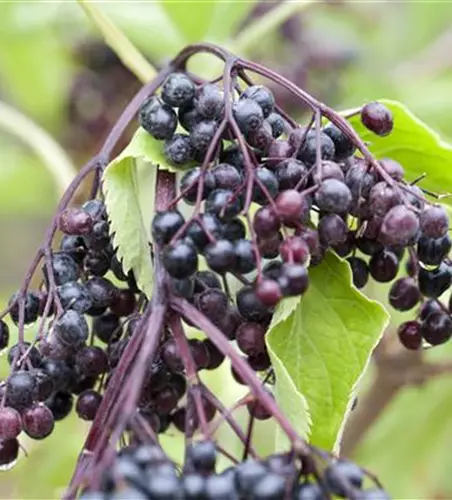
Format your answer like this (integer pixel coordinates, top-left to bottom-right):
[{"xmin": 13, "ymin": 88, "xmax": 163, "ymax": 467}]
[
  {"xmin": 81, "ymin": 442, "xmax": 388, "ymax": 500},
  {"xmin": 142, "ymin": 72, "xmax": 451, "ymax": 352},
  {"xmin": 2, "ymin": 42, "xmax": 449, "ymax": 498}
]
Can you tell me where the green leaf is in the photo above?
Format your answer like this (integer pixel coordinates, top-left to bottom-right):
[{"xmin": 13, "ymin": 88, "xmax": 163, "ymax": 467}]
[
  {"xmin": 160, "ymin": 1, "xmax": 217, "ymax": 42},
  {"xmin": 266, "ymin": 252, "xmax": 389, "ymax": 452},
  {"xmin": 348, "ymin": 99, "xmax": 452, "ymax": 202}
]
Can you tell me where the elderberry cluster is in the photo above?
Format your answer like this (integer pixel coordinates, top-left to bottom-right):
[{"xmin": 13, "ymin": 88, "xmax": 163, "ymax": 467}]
[
  {"xmin": 81, "ymin": 441, "xmax": 389, "ymax": 500},
  {"xmin": 0, "ymin": 199, "xmax": 142, "ymax": 468},
  {"xmin": 145, "ymin": 72, "xmax": 452, "ymax": 353}
]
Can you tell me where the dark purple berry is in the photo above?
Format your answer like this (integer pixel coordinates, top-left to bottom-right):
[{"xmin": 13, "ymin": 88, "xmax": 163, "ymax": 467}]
[
  {"xmin": 53, "ymin": 310, "xmax": 89, "ymax": 349},
  {"xmin": 241, "ymin": 85, "xmax": 275, "ymax": 117},
  {"xmin": 368, "ymin": 182, "xmax": 401, "ymax": 217},
  {"xmin": 164, "ymin": 133, "xmax": 195, "ymax": 166},
  {"xmin": 161, "ymin": 73, "xmax": 195, "ymax": 107},
  {"xmin": 418, "ymin": 263, "xmax": 452, "ymax": 298},
  {"xmin": 323, "ymin": 123, "xmax": 356, "ymax": 160},
  {"xmin": 76, "ymin": 390, "xmax": 102, "ymax": 421},
  {"xmin": 139, "ymin": 96, "xmax": 177, "ymax": 140},
  {"xmin": 6, "ymin": 370, "xmax": 36, "ymax": 411},
  {"xmin": 347, "ymin": 257, "xmax": 369, "ymax": 289},
  {"xmin": 204, "ymin": 239, "xmax": 236, "ymax": 274},
  {"xmin": 163, "ymin": 240, "xmax": 198, "ymax": 279},
  {"xmin": 59, "ymin": 207, "xmax": 93, "ymax": 235},
  {"xmin": 236, "ymin": 322, "xmax": 267, "ymax": 357},
  {"xmin": 361, "ymin": 102, "xmax": 393, "ymax": 136},
  {"xmin": 9, "ymin": 291, "xmax": 40, "ymax": 324},
  {"xmin": 195, "ymin": 84, "xmax": 224, "ymax": 120},
  {"xmin": 180, "ymin": 167, "xmax": 216, "ymax": 205},
  {"xmin": 278, "ymin": 263, "xmax": 309, "ymax": 296},
  {"xmin": 318, "ymin": 214, "xmax": 348, "ymax": 246},
  {"xmin": 22, "ymin": 404, "xmax": 54, "ymax": 439},
  {"xmin": 152, "ymin": 210, "xmax": 185, "ymax": 245},
  {"xmin": 211, "ymin": 163, "xmax": 242, "ymax": 190},
  {"xmin": 397, "ymin": 321, "xmax": 422, "ymax": 350},
  {"xmin": 236, "ymin": 286, "xmax": 270, "ymax": 323},
  {"xmin": 421, "ymin": 312, "xmax": 452, "ymax": 345},
  {"xmin": 0, "ymin": 438, "xmax": 19, "ymax": 467},
  {"xmin": 185, "ymin": 213, "xmax": 222, "ymax": 252},
  {"xmin": 315, "ymin": 178, "xmax": 352, "ymax": 214},
  {"xmin": 233, "ymin": 99, "xmax": 264, "ymax": 134},
  {"xmin": 419, "ymin": 205, "xmax": 449, "ymax": 238},
  {"xmin": 417, "ymin": 234, "xmax": 451, "ymax": 266},
  {"xmin": 190, "ymin": 120, "xmax": 217, "ymax": 153},
  {"xmin": 266, "ymin": 112, "xmax": 285, "ymax": 138},
  {"xmin": 0, "ymin": 407, "xmax": 22, "ymax": 440},
  {"xmin": 205, "ymin": 189, "xmax": 242, "ymax": 221},
  {"xmin": 369, "ymin": 249, "xmax": 399, "ymax": 282},
  {"xmin": 389, "ymin": 278, "xmax": 421, "ymax": 311}
]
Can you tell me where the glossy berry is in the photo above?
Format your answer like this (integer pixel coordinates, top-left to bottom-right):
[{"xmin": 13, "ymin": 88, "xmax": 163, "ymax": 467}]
[
  {"xmin": 236, "ymin": 322, "xmax": 266, "ymax": 357},
  {"xmin": 297, "ymin": 130, "xmax": 335, "ymax": 166},
  {"xmin": 9, "ymin": 290, "xmax": 40, "ymax": 324},
  {"xmin": 41, "ymin": 359, "xmax": 75, "ymax": 392},
  {"xmin": 369, "ymin": 249, "xmax": 399, "ymax": 283},
  {"xmin": 222, "ymin": 218, "xmax": 246, "ymax": 242},
  {"xmin": 312, "ymin": 160, "xmax": 344, "ymax": 184},
  {"xmin": 190, "ymin": 120, "xmax": 217, "ymax": 153},
  {"xmin": 58, "ymin": 207, "xmax": 93, "ymax": 235},
  {"xmin": 53, "ymin": 310, "xmax": 89, "ymax": 349},
  {"xmin": 152, "ymin": 210, "xmax": 185, "ymax": 246},
  {"xmin": 418, "ymin": 263, "xmax": 452, "ymax": 298},
  {"xmin": 389, "ymin": 278, "xmax": 421, "ymax": 311},
  {"xmin": 6, "ymin": 370, "xmax": 35, "ymax": 411},
  {"xmin": 211, "ymin": 163, "xmax": 242, "ymax": 190},
  {"xmin": 235, "ymin": 459, "xmax": 267, "ymax": 497},
  {"xmin": 247, "ymin": 122, "xmax": 273, "ymax": 152},
  {"xmin": 347, "ymin": 257, "xmax": 369, "ymax": 289},
  {"xmin": 204, "ymin": 239, "xmax": 236, "ymax": 274},
  {"xmin": 164, "ymin": 134, "xmax": 195, "ymax": 166},
  {"xmin": 57, "ymin": 281, "xmax": 93, "ymax": 313},
  {"xmin": 0, "ymin": 407, "xmax": 22, "ymax": 440},
  {"xmin": 93, "ymin": 313, "xmax": 122, "ymax": 344},
  {"xmin": 81, "ymin": 199, "xmax": 106, "ymax": 221},
  {"xmin": 234, "ymin": 239, "xmax": 256, "ymax": 274},
  {"xmin": 251, "ymin": 473, "xmax": 285, "ymax": 499},
  {"xmin": 241, "ymin": 85, "xmax": 275, "ymax": 117},
  {"xmin": 182, "ymin": 474, "xmax": 206, "ymax": 500},
  {"xmin": 275, "ymin": 189, "xmax": 304, "ymax": 222},
  {"xmin": 161, "ymin": 72, "xmax": 195, "ymax": 107},
  {"xmin": 380, "ymin": 158, "xmax": 404, "ymax": 181},
  {"xmin": 417, "ymin": 234, "xmax": 451, "ymax": 266},
  {"xmin": 278, "ymin": 263, "xmax": 309, "ymax": 296},
  {"xmin": 0, "ymin": 320, "xmax": 9, "ymax": 350},
  {"xmin": 0, "ymin": 438, "xmax": 19, "ymax": 467},
  {"xmin": 205, "ymin": 189, "xmax": 242, "ymax": 221},
  {"xmin": 185, "ymin": 214, "xmax": 222, "ymax": 251},
  {"xmin": 397, "ymin": 321, "xmax": 422, "ymax": 350},
  {"xmin": 139, "ymin": 96, "xmax": 177, "ymax": 140},
  {"xmin": 318, "ymin": 214, "xmax": 348, "ymax": 246},
  {"xmin": 361, "ymin": 102, "xmax": 393, "ymax": 136},
  {"xmin": 294, "ymin": 482, "xmax": 324, "ymax": 500},
  {"xmin": 180, "ymin": 167, "xmax": 216, "ymax": 204},
  {"xmin": 266, "ymin": 140, "xmax": 293, "ymax": 166},
  {"xmin": 75, "ymin": 346, "xmax": 108, "ymax": 377},
  {"xmin": 253, "ymin": 167, "xmax": 279, "ymax": 204},
  {"xmin": 195, "ymin": 84, "xmax": 224, "ymax": 120},
  {"xmin": 83, "ymin": 220, "xmax": 110, "ymax": 251},
  {"xmin": 258, "ymin": 232, "xmax": 282, "ymax": 259},
  {"xmin": 163, "ymin": 241, "xmax": 198, "ymax": 279},
  {"xmin": 59, "ymin": 234, "xmax": 86, "ymax": 264},
  {"xmin": 419, "ymin": 205, "xmax": 449, "ymax": 238},
  {"xmin": 325, "ymin": 460, "xmax": 364, "ymax": 497},
  {"xmin": 421, "ymin": 312, "xmax": 452, "ymax": 345},
  {"xmin": 237, "ymin": 286, "xmax": 270, "ymax": 323},
  {"xmin": 111, "ymin": 289, "xmax": 136, "ymax": 317},
  {"xmin": 22, "ymin": 404, "xmax": 54, "ymax": 439},
  {"xmin": 323, "ymin": 123, "xmax": 356, "ymax": 160},
  {"xmin": 280, "ymin": 236, "xmax": 310, "ymax": 264},
  {"xmin": 255, "ymin": 279, "xmax": 282, "ymax": 307},
  {"xmin": 233, "ymin": 98, "xmax": 264, "ymax": 134},
  {"xmin": 266, "ymin": 112, "xmax": 285, "ymax": 138},
  {"xmin": 195, "ymin": 289, "xmax": 229, "ymax": 324},
  {"xmin": 315, "ymin": 178, "xmax": 352, "ymax": 214},
  {"xmin": 253, "ymin": 206, "xmax": 280, "ymax": 238},
  {"xmin": 46, "ymin": 253, "xmax": 80, "ymax": 286},
  {"xmin": 7, "ymin": 342, "xmax": 41, "ymax": 368},
  {"xmin": 275, "ymin": 158, "xmax": 307, "ymax": 190},
  {"xmin": 76, "ymin": 390, "xmax": 102, "ymax": 421},
  {"xmin": 368, "ymin": 182, "xmax": 401, "ymax": 217},
  {"xmin": 85, "ymin": 277, "xmax": 118, "ymax": 311},
  {"xmin": 194, "ymin": 271, "xmax": 222, "ymax": 293},
  {"xmin": 345, "ymin": 161, "xmax": 376, "ymax": 201},
  {"xmin": 205, "ymin": 473, "xmax": 238, "ymax": 500},
  {"xmin": 186, "ymin": 440, "xmax": 217, "ymax": 473},
  {"xmin": 84, "ymin": 250, "xmax": 110, "ymax": 277}
]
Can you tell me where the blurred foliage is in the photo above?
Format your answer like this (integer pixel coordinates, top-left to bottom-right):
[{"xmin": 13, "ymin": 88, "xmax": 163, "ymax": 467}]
[{"xmin": 2, "ymin": 1, "xmax": 452, "ymax": 498}]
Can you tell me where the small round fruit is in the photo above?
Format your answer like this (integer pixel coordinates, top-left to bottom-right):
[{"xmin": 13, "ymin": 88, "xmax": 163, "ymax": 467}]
[
  {"xmin": 164, "ymin": 134, "xmax": 195, "ymax": 166},
  {"xmin": 163, "ymin": 241, "xmax": 198, "ymax": 279},
  {"xmin": 233, "ymin": 99, "xmax": 264, "ymax": 134},
  {"xmin": 161, "ymin": 72, "xmax": 195, "ymax": 107},
  {"xmin": 397, "ymin": 321, "xmax": 422, "ymax": 350},
  {"xmin": 22, "ymin": 404, "xmax": 55, "ymax": 439},
  {"xmin": 389, "ymin": 278, "xmax": 421, "ymax": 311},
  {"xmin": 361, "ymin": 102, "xmax": 393, "ymax": 136}
]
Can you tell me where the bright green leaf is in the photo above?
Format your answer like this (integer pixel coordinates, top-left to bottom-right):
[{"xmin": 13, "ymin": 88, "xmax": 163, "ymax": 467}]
[
  {"xmin": 348, "ymin": 99, "xmax": 452, "ymax": 202},
  {"xmin": 205, "ymin": 1, "xmax": 257, "ymax": 42},
  {"xmin": 266, "ymin": 252, "xmax": 389, "ymax": 452}
]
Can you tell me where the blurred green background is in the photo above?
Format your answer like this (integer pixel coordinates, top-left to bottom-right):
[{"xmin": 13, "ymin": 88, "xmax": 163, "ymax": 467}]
[{"xmin": 2, "ymin": 1, "xmax": 452, "ymax": 498}]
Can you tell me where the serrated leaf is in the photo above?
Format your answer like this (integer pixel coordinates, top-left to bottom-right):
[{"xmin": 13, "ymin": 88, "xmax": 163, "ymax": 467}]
[
  {"xmin": 103, "ymin": 156, "xmax": 156, "ymax": 298},
  {"xmin": 348, "ymin": 99, "xmax": 452, "ymax": 202},
  {"xmin": 266, "ymin": 252, "xmax": 389, "ymax": 452},
  {"xmin": 125, "ymin": 128, "xmax": 196, "ymax": 173}
]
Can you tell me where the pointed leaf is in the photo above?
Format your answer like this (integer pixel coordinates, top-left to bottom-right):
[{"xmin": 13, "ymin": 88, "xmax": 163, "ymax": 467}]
[{"xmin": 266, "ymin": 252, "xmax": 389, "ymax": 452}]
